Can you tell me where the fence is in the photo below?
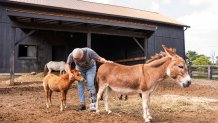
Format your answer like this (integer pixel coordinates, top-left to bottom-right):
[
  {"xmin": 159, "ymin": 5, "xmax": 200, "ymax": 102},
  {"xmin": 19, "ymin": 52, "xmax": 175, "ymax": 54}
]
[{"xmin": 189, "ymin": 65, "xmax": 218, "ymax": 79}]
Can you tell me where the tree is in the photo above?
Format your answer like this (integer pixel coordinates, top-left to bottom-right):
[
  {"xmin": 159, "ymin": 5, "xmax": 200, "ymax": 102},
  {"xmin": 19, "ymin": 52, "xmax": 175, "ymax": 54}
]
[
  {"xmin": 192, "ymin": 55, "xmax": 211, "ymax": 65},
  {"xmin": 216, "ymin": 56, "xmax": 218, "ymax": 65},
  {"xmin": 186, "ymin": 51, "xmax": 198, "ymax": 61}
]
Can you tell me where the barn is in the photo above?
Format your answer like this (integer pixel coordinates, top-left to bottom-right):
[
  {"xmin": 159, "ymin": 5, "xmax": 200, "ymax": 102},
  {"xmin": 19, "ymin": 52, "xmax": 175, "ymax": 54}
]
[{"xmin": 0, "ymin": 0, "xmax": 189, "ymax": 76}]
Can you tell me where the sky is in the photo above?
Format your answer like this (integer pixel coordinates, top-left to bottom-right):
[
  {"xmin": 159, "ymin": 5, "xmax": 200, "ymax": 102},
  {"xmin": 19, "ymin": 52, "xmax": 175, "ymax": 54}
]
[{"xmin": 84, "ymin": 0, "xmax": 218, "ymax": 59}]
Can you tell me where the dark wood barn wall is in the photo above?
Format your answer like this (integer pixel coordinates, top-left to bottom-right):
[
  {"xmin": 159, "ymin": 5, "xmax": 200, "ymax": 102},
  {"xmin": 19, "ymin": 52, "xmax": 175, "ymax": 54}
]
[
  {"xmin": 148, "ymin": 25, "xmax": 185, "ymax": 58},
  {"xmin": 0, "ymin": 5, "xmax": 13, "ymax": 73},
  {"xmin": 0, "ymin": 5, "xmax": 185, "ymax": 73}
]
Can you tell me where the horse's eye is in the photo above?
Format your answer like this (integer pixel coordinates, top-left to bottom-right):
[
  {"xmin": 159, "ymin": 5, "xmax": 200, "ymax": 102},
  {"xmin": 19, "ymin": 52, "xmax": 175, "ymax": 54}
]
[{"xmin": 178, "ymin": 65, "xmax": 184, "ymax": 69}]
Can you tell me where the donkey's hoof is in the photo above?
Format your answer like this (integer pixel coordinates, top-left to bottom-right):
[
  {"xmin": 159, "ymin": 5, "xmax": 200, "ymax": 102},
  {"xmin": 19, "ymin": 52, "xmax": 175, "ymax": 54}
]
[
  {"xmin": 148, "ymin": 116, "xmax": 152, "ymax": 120},
  {"xmin": 96, "ymin": 110, "xmax": 100, "ymax": 114},
  {"xmin": 60, "ymin": 107, "xmax": 63, "ymax": 112},
  {"xmin": 46, "ymin": 104, "xmax": 50, "ymax": 108},
  {"xmin": 107, "ymin": 110, "xmax": 112, "ymax": 114},
  {"xmin": 145, "ymin": 118, "xmax": 151, "ymax": 123}
]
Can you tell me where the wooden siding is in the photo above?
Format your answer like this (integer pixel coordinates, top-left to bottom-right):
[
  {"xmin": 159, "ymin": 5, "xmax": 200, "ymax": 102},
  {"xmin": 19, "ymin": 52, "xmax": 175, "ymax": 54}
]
[
  {"xmin": 0, "ymin": 5, "xmax": 186, "ymax": 73},
  {"xmin": 147, "ymin": 25, "xmax": 185, "ymax": 58},
  {"xmin": 0, "ymin": 5, "xmax": 13, "ymax": 72}
]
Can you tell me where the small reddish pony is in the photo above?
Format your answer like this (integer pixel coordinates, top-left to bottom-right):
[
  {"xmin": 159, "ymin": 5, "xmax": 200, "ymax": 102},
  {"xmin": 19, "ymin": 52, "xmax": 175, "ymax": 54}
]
[
  {"xmin": 96, "ymin": 45, "xmax": 191, "ymax": 122},
  {"xmin": 43, "ymin": 69, "xmax": 84, "ymax": 111}
]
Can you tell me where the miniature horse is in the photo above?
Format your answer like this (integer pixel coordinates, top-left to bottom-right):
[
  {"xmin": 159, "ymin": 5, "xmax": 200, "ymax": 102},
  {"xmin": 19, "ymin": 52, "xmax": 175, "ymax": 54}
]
[
  {"xmin": 96, "ymin": 45, "xmax": 191, "ymax": 122},
  {"xmin": 43, "ymin": 69, "xmax": 84, "ymax": 111},
  {"xmin": 44, "ymin": 61, "xmax": 67, "ymax": 76}
]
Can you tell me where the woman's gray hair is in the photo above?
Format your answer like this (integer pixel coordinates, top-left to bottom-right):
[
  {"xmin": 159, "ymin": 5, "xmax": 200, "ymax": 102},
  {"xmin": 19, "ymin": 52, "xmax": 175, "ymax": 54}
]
[{"xmin": 72, "ymin": 48, "xmax": 83, "ymax": 58}]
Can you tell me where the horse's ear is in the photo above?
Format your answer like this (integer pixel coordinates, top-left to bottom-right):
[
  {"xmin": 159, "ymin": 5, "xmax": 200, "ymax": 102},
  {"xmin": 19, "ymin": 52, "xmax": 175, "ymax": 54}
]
[
  {"xmin": 162, "ymin": 45, "xmax": 176, "ymax": 58},
  {"xmin": 72, "ymin": 69, "xmax": 79, "ymax": 74},
  {"xmin": 71, "ymin": 69, "xmax": 76, "ymax": 73}
]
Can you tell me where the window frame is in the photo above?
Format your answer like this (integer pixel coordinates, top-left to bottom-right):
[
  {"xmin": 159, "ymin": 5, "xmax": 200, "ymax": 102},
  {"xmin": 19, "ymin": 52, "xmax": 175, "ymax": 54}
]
[{"xmin": 18, "ymin": 44, "xmax": 38, "ymax": 60}]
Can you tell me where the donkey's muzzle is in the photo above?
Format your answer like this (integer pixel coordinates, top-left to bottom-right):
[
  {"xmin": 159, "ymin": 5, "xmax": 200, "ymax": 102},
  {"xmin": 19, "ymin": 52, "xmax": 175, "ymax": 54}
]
[{"xmin": 183, "ymin": 80, "xmax": 191, "ymax": 88}]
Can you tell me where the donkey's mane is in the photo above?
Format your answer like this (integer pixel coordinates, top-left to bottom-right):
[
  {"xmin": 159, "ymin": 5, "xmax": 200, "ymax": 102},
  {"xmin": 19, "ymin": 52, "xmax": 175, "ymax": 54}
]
[
  {"xmin": 146, "ymin": 51, "xmax": 166, "ymax": 64},
  {"xmin": 146, "ymin": 47, "xmax": 176, "ymax": 64}
]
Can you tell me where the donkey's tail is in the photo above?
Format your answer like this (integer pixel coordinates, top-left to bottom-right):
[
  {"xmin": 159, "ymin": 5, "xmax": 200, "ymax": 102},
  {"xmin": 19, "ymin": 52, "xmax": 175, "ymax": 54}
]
[
  {"xmin": 94, "ymin": 75, "xmax": 99, "ymax": 94},
  {"xmin": 44, "ymin": 63, "xmax": 49, "ymax": 76},
  {"xmin": 95, "ymin": 73, "xmax": 104, "ymax": 100}
]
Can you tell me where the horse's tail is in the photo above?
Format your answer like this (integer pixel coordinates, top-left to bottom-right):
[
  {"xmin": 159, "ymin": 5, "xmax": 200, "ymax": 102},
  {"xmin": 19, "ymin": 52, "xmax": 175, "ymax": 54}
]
[{"xmin": 44, "ymin": 63, "xmax": 49, "ymax": 76}]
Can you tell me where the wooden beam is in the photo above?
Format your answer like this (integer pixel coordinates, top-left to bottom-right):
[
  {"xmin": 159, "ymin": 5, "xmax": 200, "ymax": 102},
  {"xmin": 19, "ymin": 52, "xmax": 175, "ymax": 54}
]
[
  {"xmin": 87, "ymin": 32, "xmax": 91, "ymax": 48},
  {"xmin": 115, "ymin": 57, "xmax": 146, "ymax": 63},
  {"xmin": 108, "ymin": 26, "xmax": 121, "ymax": 30},
  {"xmin": 144, "ymin": 37, "xmax": 148, "ymax": 58},
  {"xmin": 15, "ymin": 30, "xmax": 36, "ymax": 46},
  {"xmin": 11, "ymin": 22, "xmax": 148, "ymax": 38},
  {"xmin": 70, "ymin": 22, "xmax": 83, "ymax": 26},
  {"xmin": 9, "ymin": 27, "xmax": 16, "ymax": 86},
  {"xmin": 7, "ymin": 11, "xmax": 156, "ymax": 31},
  {"xmin": 90, "ymin": 24, "xmax": 103, "ymax": 29},
  {"xmin": 133, "ymin": 37, "xmax": 144, "ymax": 52}
]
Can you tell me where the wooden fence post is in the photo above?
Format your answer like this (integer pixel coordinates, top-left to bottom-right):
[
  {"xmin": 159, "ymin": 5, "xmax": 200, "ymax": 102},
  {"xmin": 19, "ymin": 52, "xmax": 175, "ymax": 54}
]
[
  {"xmin": 188, "ymin": 65, "xmax": 192, "ymax": 77},
  {"xmin": 208, "ymin": 65, "xmax": 212, "ymax": 80},
  {"xmin": 9, "ymin": 27, "xmax": 16, "ymax": 86}
]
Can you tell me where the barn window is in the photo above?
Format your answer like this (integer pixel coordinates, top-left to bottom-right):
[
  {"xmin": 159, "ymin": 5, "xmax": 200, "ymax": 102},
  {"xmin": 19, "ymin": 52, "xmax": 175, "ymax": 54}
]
[{"xmin": 18, "ymin": 45, "xmax": 37, "ymax": 58}]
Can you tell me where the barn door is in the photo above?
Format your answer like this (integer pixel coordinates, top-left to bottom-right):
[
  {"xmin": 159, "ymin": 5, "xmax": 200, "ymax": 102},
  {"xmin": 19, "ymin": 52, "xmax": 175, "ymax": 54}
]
[{"xmin": 52, "ymin": 45, "xmax": 66, "ymax": 61}]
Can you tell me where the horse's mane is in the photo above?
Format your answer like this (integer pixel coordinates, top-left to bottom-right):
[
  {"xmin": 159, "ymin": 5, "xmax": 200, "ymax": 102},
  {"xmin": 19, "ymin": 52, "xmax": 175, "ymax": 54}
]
[{"xmin": 61, "ymin": 73, "xmax": 69, "ymax": 80}]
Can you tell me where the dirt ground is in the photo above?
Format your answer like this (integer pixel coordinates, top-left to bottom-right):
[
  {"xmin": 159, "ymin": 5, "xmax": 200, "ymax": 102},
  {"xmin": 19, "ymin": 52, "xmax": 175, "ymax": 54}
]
[{"xmin": 0, "ymin": 74, "xmax": 218, "ymax": 123}]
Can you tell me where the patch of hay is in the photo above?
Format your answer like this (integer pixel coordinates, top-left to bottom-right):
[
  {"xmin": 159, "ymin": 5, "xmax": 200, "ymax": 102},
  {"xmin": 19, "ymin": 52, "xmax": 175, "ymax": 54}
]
[
  {"xmin": 3, "ymin": 72, "xmax": 44, "ymax": 84},
  {"xmin": 97, "ymin": 94, "xmax": 213, "ymax": 117},
  {"xmin": 151, "ymin": 95, "xmax": 207, "ymax": 113},
  {"xmin": 97, "ymin": 97, "xmax": 143, "ymax": 117}
]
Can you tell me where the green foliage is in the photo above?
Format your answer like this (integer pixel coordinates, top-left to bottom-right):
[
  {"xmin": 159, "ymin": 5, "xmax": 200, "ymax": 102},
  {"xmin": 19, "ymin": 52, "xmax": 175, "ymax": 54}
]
[
  {"xmin": 186, "ymin": 51, "xmax": 198, "ymax": 61},
  {"xmin": 216, "ymin": 56, "xmax": 218, "ymax": 65},
  {"xmin": 192, "ymin": 55, "xmax": 211, "ymax": 65}
]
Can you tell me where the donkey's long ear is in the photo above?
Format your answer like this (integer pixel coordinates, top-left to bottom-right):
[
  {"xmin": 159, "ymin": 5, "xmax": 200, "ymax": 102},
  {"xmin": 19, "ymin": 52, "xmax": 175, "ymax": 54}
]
[
  {"xmin": 162, "ymin": 45, "xmax": 176, "ymax": 58},
  {"xmin": 172, "ymin": 48, "xmax": 176, "ymax": 52}
]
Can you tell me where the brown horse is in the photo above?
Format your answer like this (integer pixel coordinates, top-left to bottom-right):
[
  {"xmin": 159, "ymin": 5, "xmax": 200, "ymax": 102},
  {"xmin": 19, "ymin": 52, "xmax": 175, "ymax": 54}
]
[
  {"xmin": 96, "ymin": 45, "xmax": 191, "ymax": 122},
  {"xmin": 43, "ymin": 69, "xmax": 84, "ymax": 111}
]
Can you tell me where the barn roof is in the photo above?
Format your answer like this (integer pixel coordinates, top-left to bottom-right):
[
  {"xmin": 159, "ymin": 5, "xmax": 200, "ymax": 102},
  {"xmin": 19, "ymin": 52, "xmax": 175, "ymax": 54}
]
[{"xmin": 7, "ymin": 0, "xmax": 188, "ymax": 27}]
